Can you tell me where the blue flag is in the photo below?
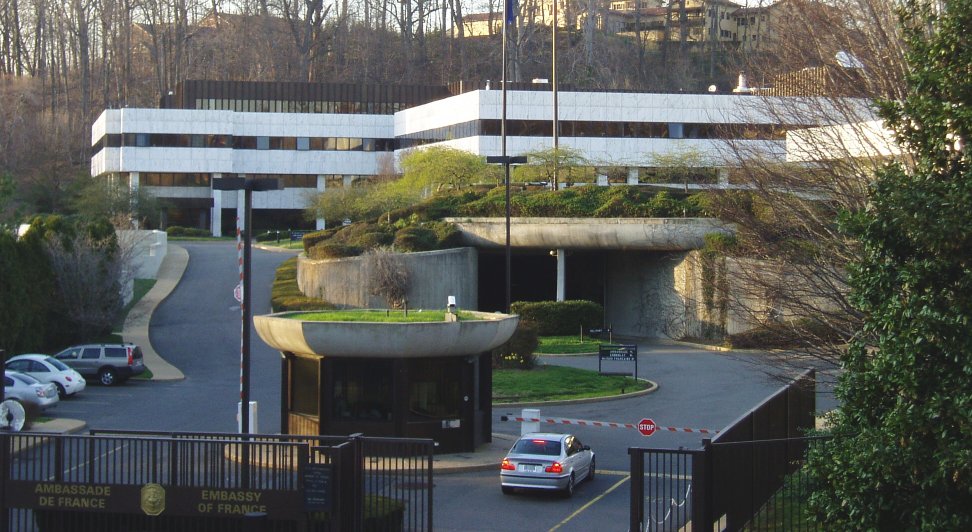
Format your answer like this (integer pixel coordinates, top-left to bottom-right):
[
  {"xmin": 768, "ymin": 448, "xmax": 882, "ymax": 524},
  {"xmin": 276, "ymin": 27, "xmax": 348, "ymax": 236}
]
[{"xmin": 505, "ymin": 0, "xmax": 517, "ymax": 24}]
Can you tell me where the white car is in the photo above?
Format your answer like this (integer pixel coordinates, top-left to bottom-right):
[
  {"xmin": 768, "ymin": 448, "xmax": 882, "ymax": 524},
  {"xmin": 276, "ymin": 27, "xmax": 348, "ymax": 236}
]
[
  {"xmin": 5, "ymin": 354, "xmax": 87, "ymax": 398},
  {"xmin": 3, "ymin": 370, "xmax": 59, "ymax": 411},
  {"xmin": 500, "ymin": 433, "xmax": 595, "ymax": 497}
]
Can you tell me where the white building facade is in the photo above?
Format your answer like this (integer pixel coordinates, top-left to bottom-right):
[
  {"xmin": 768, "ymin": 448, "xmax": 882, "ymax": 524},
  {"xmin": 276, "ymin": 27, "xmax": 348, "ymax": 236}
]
[{"xmin": 91, "ymin": 80, "xmax": 839, "ymax": 236}]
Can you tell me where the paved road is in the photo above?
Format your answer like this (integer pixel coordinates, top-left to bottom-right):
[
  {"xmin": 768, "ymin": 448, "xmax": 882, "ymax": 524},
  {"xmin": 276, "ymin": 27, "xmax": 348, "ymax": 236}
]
[{"xmin": 52, "ymin": 242, "xmax": 296, "ymax": 433}]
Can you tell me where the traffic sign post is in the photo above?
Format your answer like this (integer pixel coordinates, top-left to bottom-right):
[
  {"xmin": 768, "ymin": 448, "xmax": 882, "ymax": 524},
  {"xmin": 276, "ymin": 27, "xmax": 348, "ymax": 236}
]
[{"xmin": 638, "ymin": 418, "xmax": 657, "ymax": 437}]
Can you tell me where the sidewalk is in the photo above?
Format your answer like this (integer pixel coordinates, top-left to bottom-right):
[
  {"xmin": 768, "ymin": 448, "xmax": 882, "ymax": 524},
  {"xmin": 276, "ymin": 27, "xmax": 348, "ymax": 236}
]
[{"xmin": 122, "ymin": 243, "xmax": 188, "ymax": 381}]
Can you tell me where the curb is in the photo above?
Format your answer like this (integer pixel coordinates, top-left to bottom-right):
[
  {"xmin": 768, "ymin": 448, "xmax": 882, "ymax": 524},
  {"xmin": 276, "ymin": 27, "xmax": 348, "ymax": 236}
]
[
  {"xmin": 494, "ymin": 379, "xmax": 659, "ymax": 408},
  {"xmin": 122, "ymin": 244, "xmax": 188, "ymax": 381}
]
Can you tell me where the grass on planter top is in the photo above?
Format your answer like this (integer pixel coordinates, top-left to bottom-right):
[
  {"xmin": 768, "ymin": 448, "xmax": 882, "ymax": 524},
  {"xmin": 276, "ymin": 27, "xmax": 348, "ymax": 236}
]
[
  {"xmin": 493, "ymin": 365, "xmax": 646, "ymax": 403},
  {"xmin": 284, "ymin": 309, "xmax": 478, "ymax": 322},
  {"xmin": 536, "ymin": 335, "xmax": 602, "ymax": 354}
]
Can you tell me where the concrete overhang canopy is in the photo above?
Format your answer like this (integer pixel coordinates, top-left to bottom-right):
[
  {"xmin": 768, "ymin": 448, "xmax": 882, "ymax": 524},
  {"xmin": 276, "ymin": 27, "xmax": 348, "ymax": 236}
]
[
  {"xmin": 445, "ymin": 217, "xmax": 732, "ymax": 251},
  {"xmin": 254, "ymin": 311, "xmax": 519, "ymax": 358}
]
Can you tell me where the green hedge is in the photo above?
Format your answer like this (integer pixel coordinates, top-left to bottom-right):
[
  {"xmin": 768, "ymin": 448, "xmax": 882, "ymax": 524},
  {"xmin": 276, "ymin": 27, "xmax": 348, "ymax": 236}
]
[
  {"xmin": 271, "ymin": 257, "xmax": 334, "ymax": 312},
  {"xmin": 393, "ymin": 226, "xmax": 437, "ymax": 252},
  {"xmin": 308, "ymin": 243, "xmax": 362, "ymax": 259},
  {"xmin": 165, "ymin": 226, "xmax": 210, "ymax": 237},
  {"xmin": 510, "ymin": 300, "xmax": 604, "ymax": 336}
]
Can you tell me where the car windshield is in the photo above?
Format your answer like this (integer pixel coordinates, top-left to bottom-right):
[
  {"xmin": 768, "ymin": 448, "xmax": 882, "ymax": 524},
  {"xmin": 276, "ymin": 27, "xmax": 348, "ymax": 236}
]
[
  {"xmin": 9, "ymin": 372, "xmax": 40, "ymax": 385},
  {"xmin": 512, "ymin": 438, "xmax": 562, "ymax": 456},
  {"xmin": 45, "ymin": 357, "xmax": 70, "ymax": 371}
]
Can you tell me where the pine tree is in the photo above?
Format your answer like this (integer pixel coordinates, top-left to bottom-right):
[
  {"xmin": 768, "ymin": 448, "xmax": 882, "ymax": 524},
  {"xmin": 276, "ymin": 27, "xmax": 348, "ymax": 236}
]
[{"xmin": 807, "ymin": 1, "xmax": 972, "ymax": 528}]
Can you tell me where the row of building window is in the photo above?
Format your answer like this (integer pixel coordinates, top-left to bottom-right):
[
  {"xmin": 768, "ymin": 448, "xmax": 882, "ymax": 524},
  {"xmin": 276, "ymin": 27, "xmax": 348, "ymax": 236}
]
[
  {"xmin": 195, "ymin": 98, "xmax": 408, "ymax": 115},
  {"xmin": 94, "ymin": 118, "xmax": 786, "ymax": 156},
  {"xmin": 139, "ymin": 172, "xmax": 324, "ymax": 188},
  {"xmin": 94, "ymin": 134, "xmax": 398, "ymax": 154},
  {"xmin": 398, "ymin": 118, "xmax": 787, "ymax": 147}
]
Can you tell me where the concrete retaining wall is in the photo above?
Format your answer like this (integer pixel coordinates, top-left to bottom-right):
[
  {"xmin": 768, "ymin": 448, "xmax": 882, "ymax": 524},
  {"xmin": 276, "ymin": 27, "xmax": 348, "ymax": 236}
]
[
  {"xmin": 297, "ymin": 247, "xmax": 478, "ymax": 310},
  {"xmin": 603, "ymin": 251, "xmax": 690, "ymax": 338}
]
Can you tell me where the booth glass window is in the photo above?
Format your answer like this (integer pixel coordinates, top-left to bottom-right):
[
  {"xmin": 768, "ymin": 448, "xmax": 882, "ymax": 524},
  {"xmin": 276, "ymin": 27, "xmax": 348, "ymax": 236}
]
[
  {"xmin": 332, "ymin": 359, "xmax": 393, "ymax": 421},
  {"xmin": 291, "ymin": 356, "xmax": 319, "ymax": 416},
  {"xmin": 409, "ymin": 359, "xmax": 460, "ymax": 420}
]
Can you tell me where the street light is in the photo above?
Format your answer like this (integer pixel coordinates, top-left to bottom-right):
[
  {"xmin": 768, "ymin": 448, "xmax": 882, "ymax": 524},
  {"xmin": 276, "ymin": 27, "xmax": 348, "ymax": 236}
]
[
  {"xmin": 212, "ymin": 176, "xmax": 282, "ymax": 436},
  {"xmin": 486, "ymin": 155, "xmax": 527, "ymax": 313}
]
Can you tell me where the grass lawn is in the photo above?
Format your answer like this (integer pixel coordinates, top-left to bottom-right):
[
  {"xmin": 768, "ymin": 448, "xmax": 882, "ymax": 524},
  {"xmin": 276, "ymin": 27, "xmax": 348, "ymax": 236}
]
[
  {"xmin": 536, "ymin": 335, "xmax": 602, "ymax": 354},
  {"xmin": 493, "ymin": 365, "xmax": 647, "ymax": 403},
  {"xmin": 284, "ymin": 310, "xmax": 478, "ymax": 322}
]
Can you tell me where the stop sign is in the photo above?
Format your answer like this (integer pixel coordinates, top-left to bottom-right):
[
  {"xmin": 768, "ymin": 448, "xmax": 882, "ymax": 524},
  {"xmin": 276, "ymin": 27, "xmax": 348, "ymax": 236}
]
[{"xmin": 638, "ymin": 418, "xmax": 657, "ymax": 437}]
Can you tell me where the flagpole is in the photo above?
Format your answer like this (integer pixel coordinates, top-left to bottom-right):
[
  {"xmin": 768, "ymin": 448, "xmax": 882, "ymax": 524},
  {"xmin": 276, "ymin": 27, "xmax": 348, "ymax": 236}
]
[{"xmin": 502, "ymin": 0, "xmax": 511, "ymax": 313}]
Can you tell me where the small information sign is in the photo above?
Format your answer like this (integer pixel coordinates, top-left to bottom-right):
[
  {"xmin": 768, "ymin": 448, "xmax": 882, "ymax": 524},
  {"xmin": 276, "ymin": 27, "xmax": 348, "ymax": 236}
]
[
  {"xmin": 289, "ymin": 230, "xmax": 308, "ymax": 241},
  {"xmin": 597, "ymin": 344, "xmax": 638, "ymax": 379},
  {"xmin": 303, "ymin": 464, "xmax": 332, "ymax": 512}
]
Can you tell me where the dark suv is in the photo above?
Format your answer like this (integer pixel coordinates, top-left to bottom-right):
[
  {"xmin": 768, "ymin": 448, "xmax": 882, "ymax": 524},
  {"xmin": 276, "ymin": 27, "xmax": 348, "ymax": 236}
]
[{"xmin": 54, "ymin": 343, "xmax": 146, "ymax": 386}]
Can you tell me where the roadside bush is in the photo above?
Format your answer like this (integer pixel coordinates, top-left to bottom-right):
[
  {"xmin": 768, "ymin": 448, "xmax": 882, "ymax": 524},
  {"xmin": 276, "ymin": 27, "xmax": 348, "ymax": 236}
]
[
  {"xmin": 270, "ymin": 257, "xmax": 334, "ymax": 312},
  {"xmin": 427, "ymin": 221, "xmax": 464, "ymax": 248},
  {"xmin": 393, "ymin": 226, "xmax": 437, "ymax": 252},
  {"xmin": 302, "ymin": 228, "xmax": 340, "ymax": 252},
  {"xmin": 307, "ymin": 243, "xmax": 362, "ymax": 259},
  {"xmin": 353, "ymin": 231, "xmax": 395, "ymax": 248},
  {"xmin": 492, "ymin": 319, "xmax": 539, "ymax": 369},
  {"xmin": 165, "ymin": 226, "xmax": 210, "ymax": 237},
  {"xmin": 510, "ymin": 300, "xmax": 604, "ymax": 336}
]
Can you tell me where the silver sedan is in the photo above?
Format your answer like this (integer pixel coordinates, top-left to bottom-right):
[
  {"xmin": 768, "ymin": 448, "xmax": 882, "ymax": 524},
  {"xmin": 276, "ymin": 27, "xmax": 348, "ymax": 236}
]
[
  {"xmin": 500, "ymin": 432, "xmax": 595, "ymax": 497},
  {"xmin": 3, "ymin": 370, "xmax": 59, "ymax": 411}
]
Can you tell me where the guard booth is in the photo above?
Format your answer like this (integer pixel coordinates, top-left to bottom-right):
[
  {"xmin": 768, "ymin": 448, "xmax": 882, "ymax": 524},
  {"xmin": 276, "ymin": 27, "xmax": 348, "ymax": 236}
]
[{"xmin": 254, "ymin": 310, "xmax": 519, "ymax": 454}]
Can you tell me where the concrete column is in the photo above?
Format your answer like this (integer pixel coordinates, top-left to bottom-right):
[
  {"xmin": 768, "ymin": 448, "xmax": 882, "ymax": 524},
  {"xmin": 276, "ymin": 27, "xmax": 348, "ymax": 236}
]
[
  {"xmin": 556, "ymin": 248, "xmax": 566, "ymax": 301},
  {"xmin": 596, "ymin": 174, "xmax": 608, "ymax": 187},
  {"xmin": 129, "ymin": 172, "xmax": 140, "ymax": 229},
  {"xmin": 211, "ymin": 173, "xmax": 222, "ymax": 237},
  {"xmin": 315, "ymin": 175, "xmax": 326, "ymax": 230},
  {"xmin": 718, "ymin": 167, "xmax": 729, "ymax": 186},
  {"xmin": 627, "ymin": 167, "xmax": 639, "ymax": 185},
  {"xmin": 342, "ymin": 175, "xmax": 354, "ymax": 188}
]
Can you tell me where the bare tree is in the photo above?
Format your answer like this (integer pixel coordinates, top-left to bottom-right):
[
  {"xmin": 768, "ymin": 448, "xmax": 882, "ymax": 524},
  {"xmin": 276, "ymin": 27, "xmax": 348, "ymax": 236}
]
[{"xmin": 366, "ymin": 247, "xmax": 410, "ymax": 308}]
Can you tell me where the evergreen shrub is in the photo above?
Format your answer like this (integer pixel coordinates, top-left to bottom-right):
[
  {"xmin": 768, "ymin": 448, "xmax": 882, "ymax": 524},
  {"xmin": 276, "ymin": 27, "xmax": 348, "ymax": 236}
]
[{"xmin": 510, "ymin": 300, "xmax": 604, "ymax": 336}]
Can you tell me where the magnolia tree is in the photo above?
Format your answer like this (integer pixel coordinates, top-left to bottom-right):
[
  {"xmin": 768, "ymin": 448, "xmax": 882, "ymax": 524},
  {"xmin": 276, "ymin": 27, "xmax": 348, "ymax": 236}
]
[{"xmin": 806, "ymin": 0, "xmax": 972, "ymax": 528}]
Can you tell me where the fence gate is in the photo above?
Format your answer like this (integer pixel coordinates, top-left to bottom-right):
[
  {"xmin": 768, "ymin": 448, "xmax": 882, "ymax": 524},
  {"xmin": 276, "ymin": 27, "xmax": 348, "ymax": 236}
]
[{"xmin": 0, "ymin": 430, "xmax": 433, "ymax": 532}]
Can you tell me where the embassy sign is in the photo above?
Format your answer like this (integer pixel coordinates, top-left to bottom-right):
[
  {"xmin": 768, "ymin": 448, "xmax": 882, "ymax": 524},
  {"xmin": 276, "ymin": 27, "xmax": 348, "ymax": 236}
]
[{"xmin": 5, "ymin": 481, "xmax": 301, "ymax": 519}]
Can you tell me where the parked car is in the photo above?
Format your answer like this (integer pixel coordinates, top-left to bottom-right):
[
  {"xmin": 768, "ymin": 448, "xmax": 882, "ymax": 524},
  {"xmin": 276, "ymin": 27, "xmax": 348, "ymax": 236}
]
[
  {"xmin": 5, "ymin": 354, "xmax": 86, "ymax": 398},
  {"xmin": 3, "ymin": 370, "xmax": 60, "ymax": 411},
  {"xmin": 53, "ymin": 343, "xmax": 145, "ymax": 386},
  {"xmin": 500, "ymin": 432, "xmax": 595, "ymax": 497}
]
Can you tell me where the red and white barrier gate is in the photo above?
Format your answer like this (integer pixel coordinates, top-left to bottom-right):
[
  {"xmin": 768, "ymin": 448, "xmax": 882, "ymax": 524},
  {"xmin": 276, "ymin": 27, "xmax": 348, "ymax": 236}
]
[{"xmin": 502, "ymin": 410, "xmax": 719, "ymax": 437}]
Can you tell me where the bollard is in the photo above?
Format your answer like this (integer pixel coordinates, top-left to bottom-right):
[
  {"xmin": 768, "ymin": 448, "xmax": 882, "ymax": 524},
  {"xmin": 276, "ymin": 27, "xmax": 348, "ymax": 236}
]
[{"xmin": 521, "ymin": 408, "xmax": 540, "ymax": 435}]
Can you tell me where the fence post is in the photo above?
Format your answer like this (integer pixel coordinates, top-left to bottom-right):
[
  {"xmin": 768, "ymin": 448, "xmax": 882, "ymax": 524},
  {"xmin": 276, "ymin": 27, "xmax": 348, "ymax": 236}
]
[
  {"xmin": 0, "ymin": 432, "xmax": 8, "ymax": 532},
  {"xmin": 629, "ymin": 448, "xmax": 644, "ymax": 532},
  {"xmin": 349, "ymin": 433, "xmax": 364, "ymax": 532},
  {"xmin": 692, "ymin": 439, "xmax": 713, "ymax": 532}
]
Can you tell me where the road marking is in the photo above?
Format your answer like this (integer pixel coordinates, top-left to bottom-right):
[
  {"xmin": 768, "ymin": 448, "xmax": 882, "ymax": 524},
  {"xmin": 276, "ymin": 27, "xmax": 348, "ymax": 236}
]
[
  {"xmin": 548, "ymin": 475, "xmax": 630, "ymax": 532},
  {"xmin": 47, "ymin": 443, "xmax": 127, "ymax": 481}
]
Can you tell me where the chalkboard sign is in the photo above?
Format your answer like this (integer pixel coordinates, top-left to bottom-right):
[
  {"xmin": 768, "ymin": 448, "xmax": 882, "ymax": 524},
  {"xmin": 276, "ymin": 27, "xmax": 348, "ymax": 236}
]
[{"xmin": 303, "ymin": 464, "xmax": 332, "ymax": 512}]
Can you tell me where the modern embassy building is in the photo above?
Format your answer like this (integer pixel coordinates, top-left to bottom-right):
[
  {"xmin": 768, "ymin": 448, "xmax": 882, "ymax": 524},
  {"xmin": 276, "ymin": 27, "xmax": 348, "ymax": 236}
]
[{"xmin": 91, "ymin": 79, "xmax": 805, "ymax": 236}]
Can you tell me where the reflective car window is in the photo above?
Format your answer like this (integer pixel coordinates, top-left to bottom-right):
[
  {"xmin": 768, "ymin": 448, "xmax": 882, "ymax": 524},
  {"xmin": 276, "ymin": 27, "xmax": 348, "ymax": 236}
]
[
  {"xmin": 512, "ymin": 439, "xmax": 561, "ymax": 456},
  {"xmin": 81, "ymin": 348, "xmax": 101, "ymax": 360},
  {"xmin": 46, "ymin": 358, "xmax": 70, "ymax": 371},
  {"xmin": 6, "ymin": 360, "xmax": 28, "ymax": 371},
  {"xmin": 3, "ymin": 375, "xmax": 12, "ymax": 387},
  {"xmin": 105, "ymin": 347, "xmax": 127, "ymax": 358},
  {"xmin": 30, "ymin": 361, "xmax": 50, "ymax": 372},
  {"xmin": 57, "ymin": 349, "xmax": 80, "ymax": 360},
  {"xmin": 11, "ymin": 372, "xmax": 40, "ymax": 385}
]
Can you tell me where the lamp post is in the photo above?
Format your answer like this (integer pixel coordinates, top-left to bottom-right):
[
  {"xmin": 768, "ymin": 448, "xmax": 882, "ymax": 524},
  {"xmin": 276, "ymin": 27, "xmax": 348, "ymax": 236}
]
[
  {"xmin": 486, "ymin": 155, "xmax": 527, "ymax": 313},
  {"xmin": 212, "ymin": 176, "xmax": 282, "ymax": 435}
]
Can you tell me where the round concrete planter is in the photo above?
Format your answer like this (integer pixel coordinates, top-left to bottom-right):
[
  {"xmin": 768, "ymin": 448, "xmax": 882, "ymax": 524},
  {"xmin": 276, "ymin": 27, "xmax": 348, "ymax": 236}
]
[{"xmin": 254, "ymin": 310, "xmax": 519, "ymax": 358}]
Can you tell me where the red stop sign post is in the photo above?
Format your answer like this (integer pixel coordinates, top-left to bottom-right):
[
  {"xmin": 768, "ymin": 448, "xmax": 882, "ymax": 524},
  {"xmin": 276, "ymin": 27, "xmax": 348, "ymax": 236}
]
[{"xmin": 638, "ymin": 418, "xmax": 657, "ymax": 437}]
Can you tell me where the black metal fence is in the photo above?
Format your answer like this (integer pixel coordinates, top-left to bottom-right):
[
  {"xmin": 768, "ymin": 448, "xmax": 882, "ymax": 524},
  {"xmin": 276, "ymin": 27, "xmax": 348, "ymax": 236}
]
[
  {"xmin": 629, "ymin": 370, "xmax": 822, "ymax": 532},
  {"xmin": 0, "ymin": 430, "xmax": 433, "ymax": 532}
]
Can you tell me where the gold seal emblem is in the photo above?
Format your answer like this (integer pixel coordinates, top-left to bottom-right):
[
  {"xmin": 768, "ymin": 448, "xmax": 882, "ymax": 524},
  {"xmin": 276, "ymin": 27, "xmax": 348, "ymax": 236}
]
[{"xmin": 141, "ymin": 483, "xmax": 165, "ymax": 516}]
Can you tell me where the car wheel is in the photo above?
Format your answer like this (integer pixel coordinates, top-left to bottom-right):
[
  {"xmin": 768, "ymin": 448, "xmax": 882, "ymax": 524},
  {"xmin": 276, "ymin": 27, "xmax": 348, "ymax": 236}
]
[
  {"xmin": 54, "ymin": 383, "xmax": 67, "ymax": 398},
  {"xmin": 563, "ymin": 473, "xmax": 575, "ymax": 498},
  {"xmin": 501, "ymin": 486, "xmax": 514, "ymax": 495},
  {"xmin": 99, "ymin": 368, "xmax": 117, "ymax": 386},
  {"xmin": 587, "ymin": 458, "xmax": 596, "ymax": 482}
]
